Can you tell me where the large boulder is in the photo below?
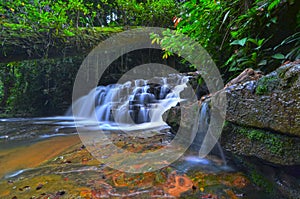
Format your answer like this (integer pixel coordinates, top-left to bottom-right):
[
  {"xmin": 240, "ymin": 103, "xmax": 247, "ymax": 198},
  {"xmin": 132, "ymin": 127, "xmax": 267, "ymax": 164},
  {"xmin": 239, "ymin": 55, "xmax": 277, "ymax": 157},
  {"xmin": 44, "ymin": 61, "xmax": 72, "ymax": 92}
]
[
  {"xmin": 218, "ymin": 61, "xmax": 300, "ymax": 165},
  {"xmin": 224, "ymin": 61, "xmax": 300, "ymax": 136},
  {"xmin": 165, "ymin": 63, "xmax": 299, "ymax": 165}
]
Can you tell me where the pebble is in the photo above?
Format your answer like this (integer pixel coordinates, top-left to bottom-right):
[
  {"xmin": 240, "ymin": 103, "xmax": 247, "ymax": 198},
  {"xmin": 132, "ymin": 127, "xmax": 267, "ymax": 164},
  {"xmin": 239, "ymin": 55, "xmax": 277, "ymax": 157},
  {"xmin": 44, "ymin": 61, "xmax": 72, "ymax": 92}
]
[
  {"xmin": 36, "ymin": 184, "xmax": 43, "ymax": 190},
  {"xmin": 56, "ymin": 190, "xmax": 66, "ymax": 196},
  {"xmin": 24, "ymin": 185, "xmax": 31, "ymax": 190},
  {"xmin": 82, "ymin": 157, "xmax": 89, "ymax": 164},
  {"xmin": 192, "ymin": 185, "xmax": 197, "ymax": 191}
]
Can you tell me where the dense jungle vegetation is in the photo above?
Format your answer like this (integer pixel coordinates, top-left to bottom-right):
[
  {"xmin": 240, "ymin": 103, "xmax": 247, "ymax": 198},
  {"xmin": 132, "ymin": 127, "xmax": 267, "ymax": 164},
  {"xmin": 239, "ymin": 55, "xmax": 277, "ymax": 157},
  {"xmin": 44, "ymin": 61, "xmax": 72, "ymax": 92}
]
[{"xmin": 0, "ymin": 0, "xmax": 299, "ymax": 116}]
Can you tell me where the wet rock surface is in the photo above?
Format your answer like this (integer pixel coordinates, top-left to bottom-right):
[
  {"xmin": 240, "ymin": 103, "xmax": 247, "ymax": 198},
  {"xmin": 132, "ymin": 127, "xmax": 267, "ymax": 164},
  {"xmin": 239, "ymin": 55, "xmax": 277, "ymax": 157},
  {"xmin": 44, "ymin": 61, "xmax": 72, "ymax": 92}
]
[
  {"xmin": 221, "ymin": 122, "xmax": 300, "ymax": 165},
  {"xmin": 205, "ymin": 61, "xmax": 300, "ymax": 165},
  {"xmin": 0, "ymin": 116, "xmax": 275, "ymax": 198},
  {"xmin": 224, "ymin": 61, "xmax": 300, "ymax": 136},
  {"xmin": 207, "ymin": 61, "xmax": 300, "ymax": 198},
  {"xmin": 0, "ymin": 136, "xmax": 265, "ymax": 199}
]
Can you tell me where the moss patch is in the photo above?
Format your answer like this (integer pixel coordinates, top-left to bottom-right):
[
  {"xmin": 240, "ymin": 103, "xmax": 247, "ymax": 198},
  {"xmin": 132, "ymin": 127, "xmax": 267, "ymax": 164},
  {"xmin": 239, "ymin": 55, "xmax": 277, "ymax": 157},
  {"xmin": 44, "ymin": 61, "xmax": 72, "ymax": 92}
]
[
  {"xmin": 256, "ymin": 63, "xmax": 299, "ymax": 95},
  {"xmin": 237, "ymin": 126, "xmax": 284, "ymax": 155},
  {"xmin": 222, "ymin": 121, "xmax": 300, "ymax": 165},
  {"xmin": 255, "ymin": 75, "xmax": 279, "ymax": 95},
  {"xmin": 223, "ymin": 122, "xmax": 285, "ymax": 156}
]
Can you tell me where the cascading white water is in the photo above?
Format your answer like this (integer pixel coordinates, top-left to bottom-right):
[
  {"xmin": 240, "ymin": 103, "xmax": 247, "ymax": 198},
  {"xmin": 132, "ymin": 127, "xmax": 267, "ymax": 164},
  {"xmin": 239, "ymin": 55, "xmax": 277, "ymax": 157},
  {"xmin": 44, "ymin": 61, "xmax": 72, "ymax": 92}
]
[
  {"xmin": 69, "ymin": 72, "xmax": 227, "ymax": 165},
  {"xmin": 70, "ymin": 74, "xmax": 190, "ymax": 130}
]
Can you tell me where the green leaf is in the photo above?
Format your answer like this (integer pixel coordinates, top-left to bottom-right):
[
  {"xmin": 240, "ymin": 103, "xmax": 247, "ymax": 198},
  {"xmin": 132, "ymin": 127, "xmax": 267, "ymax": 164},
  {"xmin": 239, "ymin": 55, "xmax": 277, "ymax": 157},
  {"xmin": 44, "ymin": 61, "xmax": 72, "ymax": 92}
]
[
  {"xmin": 286, "ymin": 48, "xmax": 300, "ymax": 60},
  {"xmin": 230, "ymin": 31, "xmax": 238, "ymax": 38},
  {"xmin": 239, "ymin": 60, "xmax": 254, "ymax": 67},
  {"xmin": 251, "ymin": 52, "xmax": 257, "ymax": 60},
  {"xmin": 224, "ymin": 54, "xmax": 237, "ymax": 66},
  {"xmin": 258, "ymin": 60, "xmax": 267, "ymax": 66},
  {"xmin": 270, "ymin": 17, "xmax": 277, "ymax": 24},
  {"xmin": 63, "ymin": 29, "xmax": 75, "ymax": 36},
  {"xmin": 258, "ymin": 39, "xmax": 265, "ymax": 46},
  {"xmin": 268, "ymin": 0, "xmax": 280, "ymax": 11},
  {"xmin": 248, "ymin": 38, "xmax": 258, "ymax": 46},
  {"xmin": 229, "ymin": 66, "xmax": 241, "ymax": 72},
  {"xmin": 272, "ymin": 53, "xmax": 285, "ymax": 59},
  {"xmin": 230, "ymin": 38, "xmax": 247, "ymax": 46},
  {"xmin": 197, "ymin": 77, "xmax": 204, "ymax": 85},
  {"xmin": 274, "ymin": 32, "xmax": 300, "ymax": 50},
  {"xmin": 237, "ymin": 57, "xmax": 248, "ymax": 63}
]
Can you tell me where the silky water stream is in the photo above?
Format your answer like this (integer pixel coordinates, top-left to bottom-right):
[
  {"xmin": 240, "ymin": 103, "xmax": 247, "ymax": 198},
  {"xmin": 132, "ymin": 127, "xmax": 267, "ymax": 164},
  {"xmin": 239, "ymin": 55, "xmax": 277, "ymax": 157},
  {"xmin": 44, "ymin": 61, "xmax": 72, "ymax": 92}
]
[{"xmin": 0, "ymin": 74, "xmax": 273, "ymax": 198}]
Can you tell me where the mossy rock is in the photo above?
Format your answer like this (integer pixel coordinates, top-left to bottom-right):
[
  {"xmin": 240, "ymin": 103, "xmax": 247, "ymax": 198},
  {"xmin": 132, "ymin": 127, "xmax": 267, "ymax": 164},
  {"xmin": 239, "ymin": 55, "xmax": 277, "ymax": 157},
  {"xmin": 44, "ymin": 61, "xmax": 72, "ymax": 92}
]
[
  {"xmin": 221, "ymin": 122, "xmax": 300, "ymax": 165},
  {"xmin": 255, "ymin": 61, "xmax": 300, "ymax": 95},
  {"xmin": 255, "ymin": 74, "xmax": 280, "ymax": 95},
  {"xmin": 224, "ymin": 61, "xmax": 300, "ymax": 137}
]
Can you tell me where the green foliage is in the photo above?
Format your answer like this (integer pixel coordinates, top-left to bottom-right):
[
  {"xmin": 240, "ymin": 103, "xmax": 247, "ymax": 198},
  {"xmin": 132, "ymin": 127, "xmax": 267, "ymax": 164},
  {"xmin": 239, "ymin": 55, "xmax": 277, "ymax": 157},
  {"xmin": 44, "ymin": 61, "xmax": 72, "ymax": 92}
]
[
  {"xmin": 177, "ymin": 0, "xmax": 223, "ymax": 49},
  {"xmin": 0, "ymin": 0, "xmax": 179, "ymax": 32},
  {"xmin": 154, "ymin": 0, "xmax": 299, "ymax": 81},
  {"xmin": 150, "ymin": 29, "xmax": 195, "ymax": 62},
  {"xmin": 0, "ymin": 57, "xmax": 84, "ymax": 116},
  {"xmin": 222, "ymin": 0, "xmax": 288, "ymax": 73},
  {"xmin": 150, "ymin": 28, "xmax": 211, "ymax": 71},
  {"xmin": 274, "ymin": 32, "xmax": 300, "ymax": 61},
  {"xmin": 116, "ymin": 0, "xmax": 178, "ymax": 27},
  {"xmin": 226, "ymin": 37, "xmax": 267, "ymax": 72},
  {"xmin": 1, "ymin": 0, "xmax": 97, "ymax": 35}
]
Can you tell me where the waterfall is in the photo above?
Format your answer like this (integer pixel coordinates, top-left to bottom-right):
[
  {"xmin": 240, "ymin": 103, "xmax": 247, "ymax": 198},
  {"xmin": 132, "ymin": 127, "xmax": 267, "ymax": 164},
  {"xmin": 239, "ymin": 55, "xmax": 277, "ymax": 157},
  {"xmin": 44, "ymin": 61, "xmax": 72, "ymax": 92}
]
[
  {"xmin": 69, "ymin": 72, "xmax": 226, "ymax": 166},
  {"xmin": 191, "ymin": 101, "xmax": 227, "ymax": 166},
  {"xmin": 70, "ymin": 74, "xmax": 189, "ymax": 131}
]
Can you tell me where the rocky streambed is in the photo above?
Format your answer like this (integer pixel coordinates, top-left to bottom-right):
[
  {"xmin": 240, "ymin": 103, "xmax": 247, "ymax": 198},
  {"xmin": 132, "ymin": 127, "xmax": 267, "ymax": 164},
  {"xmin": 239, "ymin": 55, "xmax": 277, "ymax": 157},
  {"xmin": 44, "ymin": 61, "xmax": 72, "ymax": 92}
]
[
  {"xmin": 0, "ymin": 126, "xmax": 297, "ymax": 198},
  {"xmin": 0, "ymin": 117, "xmax": 273, "ymax": 199},
  {"xmin": 0, "ymin": 61, "xmax": 299, "ymax": 198}
]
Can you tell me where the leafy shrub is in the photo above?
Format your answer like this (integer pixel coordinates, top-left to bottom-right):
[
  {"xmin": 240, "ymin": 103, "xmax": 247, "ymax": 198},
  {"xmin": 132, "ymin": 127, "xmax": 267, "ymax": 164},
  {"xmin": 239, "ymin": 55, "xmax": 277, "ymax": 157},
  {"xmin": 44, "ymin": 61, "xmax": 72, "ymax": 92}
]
[
  {"xmin": 115, "ymin": 0, "xmax": 179, "ymax": 27},
  {"xmin": 0, "ymin": 0, "xmax": 179, "ymax": 32},
  {"xmin": 0, "ymin": 57, "xmax": 84, "ymax": 116},
  {"xmin": 152, "ymin": 0, "xmax": 299, "ymax": 81}
]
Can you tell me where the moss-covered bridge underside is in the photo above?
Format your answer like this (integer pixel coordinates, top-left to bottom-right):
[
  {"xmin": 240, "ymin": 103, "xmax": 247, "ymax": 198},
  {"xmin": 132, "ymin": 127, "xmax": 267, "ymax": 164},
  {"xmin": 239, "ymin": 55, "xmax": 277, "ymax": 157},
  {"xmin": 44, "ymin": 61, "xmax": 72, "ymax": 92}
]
[{"xmin": 0, "ymin": 27, "xmax": 124, "ymax": 63}]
